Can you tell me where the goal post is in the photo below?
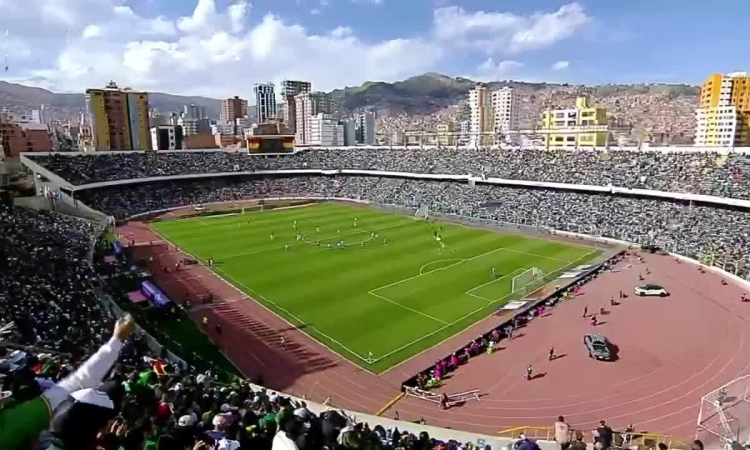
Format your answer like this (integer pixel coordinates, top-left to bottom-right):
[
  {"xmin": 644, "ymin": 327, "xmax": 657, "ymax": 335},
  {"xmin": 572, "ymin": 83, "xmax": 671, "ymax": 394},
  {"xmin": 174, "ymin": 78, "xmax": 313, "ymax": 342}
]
[
  {"xmin": 415, "ymin": 204, "xmax": 429, "ymax": 220},
  {"xmin": 240, "ymin": 204, "xmax": 264, "ymax": 214},
  {"xmin": 511, "ymin": 267, "xmax": 546, "ymax": 295},
  {"xmin": 697, "ymin": 375, "xmax": 750, "ymax": 445}
]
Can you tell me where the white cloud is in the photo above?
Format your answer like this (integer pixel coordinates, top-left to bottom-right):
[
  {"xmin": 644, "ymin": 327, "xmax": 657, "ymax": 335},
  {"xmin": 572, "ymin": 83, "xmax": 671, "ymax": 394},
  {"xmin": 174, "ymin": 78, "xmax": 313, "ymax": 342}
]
[
  {"xmin": 552, "ymin": 60, "xmax": 570, "ymax": 70},
  {"xmin": 478, "ymin": 58, "xmax": 524, "ymax": 73},
  {"xmin": 433, "ymin": 3, "xmax": 591, "ymax": 54},
  {"xmin": 1, "ymin": 0, "xmax": 592, "ymax": 97}
]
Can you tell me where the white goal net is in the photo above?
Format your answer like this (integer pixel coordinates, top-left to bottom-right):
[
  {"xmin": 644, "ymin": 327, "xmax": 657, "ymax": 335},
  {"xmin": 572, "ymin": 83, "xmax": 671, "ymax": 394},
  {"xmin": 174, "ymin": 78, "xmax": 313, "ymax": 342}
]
[
  {"xmin": 511, "ymin": 267, "xmax": 545, "ymax": 295},
  {"xmin": 697, "ymin": 375, "xmax": 750, "ymax": 445},
  {"xmin": 415, "ymin": 205, "xmax": 429, "ymax": 219}
]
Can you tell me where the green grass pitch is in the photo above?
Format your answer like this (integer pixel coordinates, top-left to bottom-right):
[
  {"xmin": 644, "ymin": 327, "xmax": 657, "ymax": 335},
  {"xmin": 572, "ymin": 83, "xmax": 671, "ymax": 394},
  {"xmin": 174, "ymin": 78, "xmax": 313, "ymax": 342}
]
[{"xmin": 150, "ymin": 202, "xmax": 601, "ymax": 373}]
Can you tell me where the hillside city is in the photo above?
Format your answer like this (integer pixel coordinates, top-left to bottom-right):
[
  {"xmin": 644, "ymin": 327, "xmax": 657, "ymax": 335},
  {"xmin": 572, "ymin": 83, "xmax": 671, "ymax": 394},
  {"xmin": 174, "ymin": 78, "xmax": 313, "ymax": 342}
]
[{"xmin": 3, "ymin": 70, "xmax": 747, "ymax": 155}]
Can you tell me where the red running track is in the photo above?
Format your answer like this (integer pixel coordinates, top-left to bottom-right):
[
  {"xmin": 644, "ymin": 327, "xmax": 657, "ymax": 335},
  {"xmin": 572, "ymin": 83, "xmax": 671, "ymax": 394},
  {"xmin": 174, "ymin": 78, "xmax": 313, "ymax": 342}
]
[{"xmin": 118, "ymin": 220, "xmax": 750, "ymax": 443}]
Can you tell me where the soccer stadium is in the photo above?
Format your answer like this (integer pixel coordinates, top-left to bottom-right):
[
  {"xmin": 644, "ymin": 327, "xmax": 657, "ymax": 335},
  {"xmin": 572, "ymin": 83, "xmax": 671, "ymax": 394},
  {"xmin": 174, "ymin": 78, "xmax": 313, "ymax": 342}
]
[{"xmin": 4, "ymin": 147, "xmax": 750, "ymax": 450}]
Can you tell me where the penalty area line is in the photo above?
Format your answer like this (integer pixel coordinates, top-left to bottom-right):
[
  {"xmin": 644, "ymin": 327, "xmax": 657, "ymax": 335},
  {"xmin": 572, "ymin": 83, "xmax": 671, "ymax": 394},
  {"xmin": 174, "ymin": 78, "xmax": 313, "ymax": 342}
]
[{"xmin": 375, "ymin": 249, "xmax": 600, "ymax": 370}]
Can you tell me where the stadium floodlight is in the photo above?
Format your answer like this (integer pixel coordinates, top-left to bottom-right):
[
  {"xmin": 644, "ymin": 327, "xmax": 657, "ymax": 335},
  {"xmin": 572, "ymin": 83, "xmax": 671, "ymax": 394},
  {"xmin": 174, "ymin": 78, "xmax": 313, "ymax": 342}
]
[
  {"xmin": 696, "ymin": 375, "xmax": 750, "ymax": 445},
  {"xmin": 511, "ymin": 267, "xmax": 545, "ymax": 296}
]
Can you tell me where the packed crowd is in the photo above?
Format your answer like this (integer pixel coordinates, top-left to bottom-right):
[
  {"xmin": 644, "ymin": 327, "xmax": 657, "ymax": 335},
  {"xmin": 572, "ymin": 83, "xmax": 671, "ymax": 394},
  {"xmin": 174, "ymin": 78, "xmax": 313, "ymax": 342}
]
[
  {"xmin": 0, "ymin": 203, "xmax": 504, "ymax": 450},
  {"xmin": 0, "ymin": 204, "xmax": 111, "ymax": 355},
  {"xmin": 76, "ymin": 175, "xmax": 750, "ymax": 276},
  {"xmin": 28, "ymin": 148, "xmax": 750, "ymax": 200}
]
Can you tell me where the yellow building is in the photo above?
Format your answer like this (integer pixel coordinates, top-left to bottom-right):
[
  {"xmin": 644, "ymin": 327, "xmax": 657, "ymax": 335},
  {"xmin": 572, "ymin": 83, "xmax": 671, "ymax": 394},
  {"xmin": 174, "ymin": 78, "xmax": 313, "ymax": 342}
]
[
  {"xmin": 695, "ymin": 72, "xmax": 750, "ymax": 147},
  {"xmin": 85, "ymin": 81, "xmax": 152, "ymax": 151},
  {"xmin": 539, "ymin": 95, "xmax": 608, "ymax": 148},
  {"xmin": 436, "ymin": 122, "xmax": 455, "ymax": 146}
]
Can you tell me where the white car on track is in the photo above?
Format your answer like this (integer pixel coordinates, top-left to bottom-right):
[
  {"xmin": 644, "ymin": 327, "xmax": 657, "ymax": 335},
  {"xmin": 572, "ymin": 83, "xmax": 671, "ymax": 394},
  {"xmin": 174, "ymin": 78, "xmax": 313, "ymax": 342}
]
[{"xmin": 634, "ymin": 284, "xmax": 669, "ymax": 297}]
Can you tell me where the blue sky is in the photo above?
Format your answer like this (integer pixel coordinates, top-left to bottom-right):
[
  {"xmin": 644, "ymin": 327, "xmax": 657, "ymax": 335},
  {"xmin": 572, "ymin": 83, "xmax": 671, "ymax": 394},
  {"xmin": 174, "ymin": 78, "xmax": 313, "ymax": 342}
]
[
  {"xmin": 144, "ymin": 0, "xmax": 750, "ymax": 85},
  {"xmin": 2, "ymin": 0, "xmax": 749, "ymax": 95}
]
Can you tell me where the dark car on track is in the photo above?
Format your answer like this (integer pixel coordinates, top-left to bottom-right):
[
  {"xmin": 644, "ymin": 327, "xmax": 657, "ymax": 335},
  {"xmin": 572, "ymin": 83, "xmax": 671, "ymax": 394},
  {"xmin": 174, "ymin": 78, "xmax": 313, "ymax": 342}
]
[{"xmin": 584, "ymin": 334, "xmax": 613, "ymax": 361}]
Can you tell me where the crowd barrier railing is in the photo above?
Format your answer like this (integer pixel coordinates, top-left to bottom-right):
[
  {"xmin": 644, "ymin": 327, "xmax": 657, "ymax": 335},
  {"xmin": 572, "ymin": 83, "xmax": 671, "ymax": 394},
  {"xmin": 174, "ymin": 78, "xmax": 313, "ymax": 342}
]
[{"xmin": 496, "ymin": 426, "xmax": 689, "ymax": 449}]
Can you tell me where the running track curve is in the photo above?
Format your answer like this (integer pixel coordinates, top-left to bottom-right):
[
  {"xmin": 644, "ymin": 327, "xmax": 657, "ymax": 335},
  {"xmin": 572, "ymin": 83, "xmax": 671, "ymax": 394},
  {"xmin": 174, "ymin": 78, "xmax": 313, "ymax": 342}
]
[{"xmin": 118, "ymin": 219, "xmax": 750, "ymax": 443}]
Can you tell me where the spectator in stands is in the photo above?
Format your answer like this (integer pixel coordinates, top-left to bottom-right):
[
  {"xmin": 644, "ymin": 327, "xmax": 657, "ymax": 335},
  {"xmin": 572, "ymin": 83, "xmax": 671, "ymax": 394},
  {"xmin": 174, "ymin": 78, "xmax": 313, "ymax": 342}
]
[
  {"xmin": 27, "ymin": 148, "xmax": 750, "ymax": 200},
  {"xmin": 0, "ymin": 315, "xmax": 134, "ymax": 449}
]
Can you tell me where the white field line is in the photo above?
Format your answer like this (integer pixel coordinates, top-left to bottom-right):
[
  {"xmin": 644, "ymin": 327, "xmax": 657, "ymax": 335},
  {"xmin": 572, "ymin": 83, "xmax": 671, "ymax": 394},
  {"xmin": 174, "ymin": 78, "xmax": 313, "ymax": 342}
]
[
  {"xmin": 376, "ymin": 249, "xmax": 600, "ymax": 368},
  {"xmin": 418, "ymin": 259, "xmax": 465, "ymax": 275},
  {"xmin": 464, "ymin": 268, "xmax": 527, "ymax": 303},
  {"xmin": 150, "ymin": 228, "xmax": 379, "ymax": 375},
  {"xmin": 500, "ymin": 247, "xmax": 567, "ymax": 262},
  {"xmin": 370, "ymin": 245, "xmax": 570, "ymax": 295},
  {"xmin": 175, "ymin": 203, "xmax": 342, "ymax": 227},
  {"xmin": 438, "ymin": 216, "xmax": 597, "ymax": 252},
  {"xmin": 368, "ymin": 291, "xmax": 449, "ymax": 325},
  {"xmin": 170, "ymin": 203, "xmax": 308, "ymax": 224},
  {"xmin": 221, "ymin": 220, "xmax": 415, "ymax": 260},
  {"xmin": 369, "ymin": 246, "xmax": 510, "ymax": 294}
]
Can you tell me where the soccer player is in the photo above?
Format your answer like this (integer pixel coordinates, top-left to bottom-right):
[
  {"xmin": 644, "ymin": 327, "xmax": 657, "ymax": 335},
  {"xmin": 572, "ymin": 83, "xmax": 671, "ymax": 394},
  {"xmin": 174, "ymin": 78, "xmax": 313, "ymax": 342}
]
[
  {"xmin": 491, "ymin": 267, "xmax": 497, "ymax": 279},
  {"xmin": 316, "ymin": 226, "xmax": 320, "ymax": 233},
  {"xmin": 293, "ymin": 220, "xmax": 298, "ymax": 229},
  {"xmin": 548, "ymin": 347, "xmax": 555, "ymax": 361},
  {"xmin": 383, "ymin": 237, "xmax": 388, "ymax": 245},
  {"xmin": 208, "ymin": 257, "xmax": 214, "ymax": 268},
  {"xmin": 270, "ymin": 232, "xmax": 275, "ymax": 240},
  {"xmin": 296, "ymin": 233, "xmax": 302, "ymax": 241},
  {"xmin": 353, "ymin": 218, "xmax": 358, "ymax": 227},
  {"xmin": 526, "ymin": 365, "xmax": 533, "ymax": 381},
  {"xmin": 361, "ymin": 242, "xmax": 365, "ymax": 249},
  {"xmin": 280, "ymin": 336, "xmax": 286, "ymax": 349},
  {"xmin": 284, "ymin": 244, "xmax": 289, "ymax": 251}
]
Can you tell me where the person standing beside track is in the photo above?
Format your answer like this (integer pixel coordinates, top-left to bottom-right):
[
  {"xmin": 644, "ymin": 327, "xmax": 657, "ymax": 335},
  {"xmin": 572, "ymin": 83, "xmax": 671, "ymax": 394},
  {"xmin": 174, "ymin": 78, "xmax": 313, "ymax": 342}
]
[{"xmin": 554, "ymin": 416, "xmax": 571, "ymax": 450}]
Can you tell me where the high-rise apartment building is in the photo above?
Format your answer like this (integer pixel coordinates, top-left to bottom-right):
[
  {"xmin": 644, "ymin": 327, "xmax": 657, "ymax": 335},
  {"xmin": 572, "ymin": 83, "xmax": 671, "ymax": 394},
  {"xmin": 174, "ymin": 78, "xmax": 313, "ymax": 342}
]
[
  {"xmin": 85, "ymin": 81, "xmax": 151, "ymax": 150},
  {"xmin": 356, "ymin": 111, "xmax": 376, "ymax": 145},
  {"xmin": 468, "ymin": 85, "xmax": 495, "ymax": 146},
  {"xmin": 254, "ymin": 83, "xmax": 277, "ymax": 124},
  {"xmin": 220, "ymin": 96, "xmax": 248, "ymax": 123},
  {"xmin": 150, "ymin": 125, "xmax": 184, "ymax": 150},
  {"xmin": 294, "ymin": 92, "xmax": 333, "ymax": 145},
  {"xmin": 468, "ymin": 85, "xmax": 520, "ymax": 146},
  {"xmin": 695, "ymin": 72, "xmax": 750, "ymax": 147},
  {"xmin": 281, "ymin": 80, "xmax": 312, "ymax": 134},
  {"xmin": 308, "ymin": 114, "xmax": 344, "ymax": 146},
  {"xmin": 492, "ymin": 87, "xmax": 520, "ymax": 144},
  {"xmin": 342, "ymin": 120, "xmax": 357, "ymax": 146},
  {"xmin": 182, "ymin": 104, "xmax": 207, "ymax": 119}
]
